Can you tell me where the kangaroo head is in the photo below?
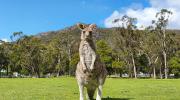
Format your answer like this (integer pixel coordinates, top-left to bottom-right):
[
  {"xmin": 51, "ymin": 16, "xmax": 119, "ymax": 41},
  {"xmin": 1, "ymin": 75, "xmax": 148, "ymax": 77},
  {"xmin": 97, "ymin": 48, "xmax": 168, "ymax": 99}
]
[{"xmin": 77, "ymin": 23, "xmax": 97, "ymax": 41}]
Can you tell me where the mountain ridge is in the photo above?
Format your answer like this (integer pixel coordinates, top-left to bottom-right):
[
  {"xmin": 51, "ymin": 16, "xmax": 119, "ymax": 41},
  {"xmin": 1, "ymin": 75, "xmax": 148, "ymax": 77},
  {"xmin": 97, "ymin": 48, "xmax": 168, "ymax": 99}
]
[{"xmin": 35, "ymin": 24, "xmax": 180, "ymax": 43}]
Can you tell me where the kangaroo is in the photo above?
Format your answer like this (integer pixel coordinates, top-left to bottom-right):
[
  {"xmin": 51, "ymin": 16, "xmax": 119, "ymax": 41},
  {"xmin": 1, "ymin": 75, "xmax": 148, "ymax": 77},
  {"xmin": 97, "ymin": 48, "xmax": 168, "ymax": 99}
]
[{"xmin": 76, "ymin": 23, "xmax": 107, "ymax": 100}]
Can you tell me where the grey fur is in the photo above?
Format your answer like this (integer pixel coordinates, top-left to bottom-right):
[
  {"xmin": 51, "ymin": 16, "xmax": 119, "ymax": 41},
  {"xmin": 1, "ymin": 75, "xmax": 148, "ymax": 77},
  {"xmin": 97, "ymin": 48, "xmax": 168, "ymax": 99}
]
[{"xmin": 76, "ymin": 23, "xmax": 107, "ymax": 100}]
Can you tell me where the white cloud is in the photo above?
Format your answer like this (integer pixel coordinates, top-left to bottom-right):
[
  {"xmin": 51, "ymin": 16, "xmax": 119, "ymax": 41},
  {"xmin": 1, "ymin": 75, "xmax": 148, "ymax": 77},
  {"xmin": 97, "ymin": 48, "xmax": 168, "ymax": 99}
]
[
  {"xmin": 104, "ymin": 10, "xmax": 124, "ymax": 28},
  {"xmin": 0, "ymin": 38, "xmax": 9, "ymax": 45},
  {"xmin": 104, "ymin": 0, "xmax": 180, "ymax": 29},
  {"xmin": 0, "ymin": 38, "xmax": 9, "ymax": 42}
]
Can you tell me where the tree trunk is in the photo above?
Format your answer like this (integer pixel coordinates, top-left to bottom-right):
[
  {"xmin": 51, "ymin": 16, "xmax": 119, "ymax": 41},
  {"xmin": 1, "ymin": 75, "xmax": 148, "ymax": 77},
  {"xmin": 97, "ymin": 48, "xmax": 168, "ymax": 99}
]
[
  {"xmin": 36, "ymin": 74, "xmax": 40, "ymax": 78},
  {"xmin": 119, "ymin": 71, "xmax": 122, "ymax": 77},
  {"xmin": 153, "ymin": 56, "xmax": 158, "ymax": 79},
  {"xmin": 6, "ymin": 66, "xmax": 8, "ymax": 77},
  {"xmin": 127, "ymin": 61, "xmax": 132, "ymax": 78},
  {"xmin": 132, "ymin": 54, "xmax": 137, "ymax": 78},
  {"xmin": 34, "ymin": 67, "xmax": 40, "ymax": 78},
  {"xmin": 31, "ymin": 66, "xmax": 35, "ymax": 77},
  {"xmin": 153, "ymin": 65, "xmax": 156, "ymax": 79},
  {"xmin": 160, "ymin": 66, "xmax": 163, "ymax": 79},
  {"xmin": 149, "ymin": 71, "xmax": 152, "ymax": 78},
  {"xmin": 56, "ymin": 72, "xmax": 59, "ymax": 77},
  {"xmin": 146, "ymin": 54, "xmax": 152, "ymax": 78},
  {"xmin": 36, "ymin": 70, "xmax": 41, "ymax": 78},
  {"xmin": 0, "ymin": 67, "xmax": 1, "ymax": 78},
  {"xmin": 162, "ymin": 28, "xmax": 168, "ymax": 79},
  {"xmin": 67, "ymin": 32, "xmax": 72, "ymax": 76},
  {"xmin": 163, "ymin": 51, "xmax": 168, "ymax": 79},
  {"xmin": 114, "ymin": 69, "xmax": 117, "ymax": 76},
  {"xmin": 68, "ymin": 48, "xmax": 71, "ymax": 75},
  {"xmin": 56, "ymin": 69, "xmax": 61, "ymax": 77}
]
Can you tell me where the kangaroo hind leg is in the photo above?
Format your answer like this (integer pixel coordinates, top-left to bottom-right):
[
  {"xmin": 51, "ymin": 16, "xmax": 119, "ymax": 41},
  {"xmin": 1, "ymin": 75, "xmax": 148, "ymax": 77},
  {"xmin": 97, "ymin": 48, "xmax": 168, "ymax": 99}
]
[{"xmin": 87, "ymin": 87, "xmax": 96, "ymax": 100}]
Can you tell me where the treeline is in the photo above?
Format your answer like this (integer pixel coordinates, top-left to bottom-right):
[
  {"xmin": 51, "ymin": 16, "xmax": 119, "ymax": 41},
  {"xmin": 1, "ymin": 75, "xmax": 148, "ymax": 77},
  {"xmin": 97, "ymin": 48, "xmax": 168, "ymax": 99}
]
[{"xmin": 0, "ymin": 9, "xmax": 179, "ymax": 78}]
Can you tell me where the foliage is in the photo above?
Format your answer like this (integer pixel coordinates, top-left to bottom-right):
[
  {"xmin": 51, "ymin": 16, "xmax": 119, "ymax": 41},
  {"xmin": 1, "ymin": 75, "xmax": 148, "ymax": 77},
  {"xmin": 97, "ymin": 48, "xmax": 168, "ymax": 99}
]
[
  {"xmin": 70, "ymin": 53, "xmax": 79, "ymax": 75},
  {"xmin": 96, "ymin": 40, "xmax": 112, "ymax": 68},
  {"xmin": 169, "ymin": 51, "xmax": 180, "ymax": 77}
]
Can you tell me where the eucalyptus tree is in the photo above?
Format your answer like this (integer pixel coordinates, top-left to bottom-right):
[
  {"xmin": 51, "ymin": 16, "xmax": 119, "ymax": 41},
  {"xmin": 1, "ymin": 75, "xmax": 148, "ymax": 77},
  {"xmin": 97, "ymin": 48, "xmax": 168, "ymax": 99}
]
[
  {"xmin": 6, "ymin": 32, "xmax": 26, "ymax": 76},
  {"xmin": 152, "ymin": 9, "xmax": 173, "ymax": 79},
  {"xmin": 113, "ymin": 15, "xmax": 141, "ymax": 78},
  {"xmin": 96, "ymin": 40, "xmax": 112, "ymax": 75},
  {"xmin": 10, "ymin": 32, "xmax": 46, "ymax": 77},
  {"xmin": 26, "ymin": 37, "xmax": 46, "ymax": 77},
  {"xmin": 110, "ymin": 28, "xmax": 133, "ymax": 77},
  {"xmin": 10, "ymin": 32, "xmax": 23, "ymax": 42},
  {"xmin": 0, "ymin": 40, "xmax": 10, "ymax": 77},
  {"xmin": 56, "ymin": 32, "xmax": 78, "ymax": 75},
  {"xmin": 168, "ymin": 50, "xmax": 180, "ymax": 78},
  {"xmin": 141, "ymin": 27, "xmax": 161, "ymax": 78},
  {"xmin": 69, "ymin": 52, "xmax": 79, "ymax": 75},
  {"xmin": 45, "ymin": 34, "xmax": 69, "ymax": 76}
]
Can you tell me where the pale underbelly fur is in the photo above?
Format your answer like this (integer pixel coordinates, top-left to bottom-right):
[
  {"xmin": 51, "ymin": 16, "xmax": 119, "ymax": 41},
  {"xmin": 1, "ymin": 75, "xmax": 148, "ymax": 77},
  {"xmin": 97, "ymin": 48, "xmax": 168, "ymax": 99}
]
[{"xmin": 83, "ymin": 44, "xmax": 93, "ymax": 69}]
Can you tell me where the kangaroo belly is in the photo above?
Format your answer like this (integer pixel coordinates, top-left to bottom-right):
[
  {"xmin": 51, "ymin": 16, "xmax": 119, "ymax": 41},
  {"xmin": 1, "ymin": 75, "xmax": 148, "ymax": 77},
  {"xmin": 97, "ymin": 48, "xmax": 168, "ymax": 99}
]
[{"xmin": 83, "ymin": 44, "xmax": 93, "ymax": 68}]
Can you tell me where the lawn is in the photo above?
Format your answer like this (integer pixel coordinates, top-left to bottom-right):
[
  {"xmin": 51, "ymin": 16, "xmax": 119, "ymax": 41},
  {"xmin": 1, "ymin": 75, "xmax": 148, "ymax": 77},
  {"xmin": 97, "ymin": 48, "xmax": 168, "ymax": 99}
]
[{"xmin": 0, "ymin": 77, "xmax": 180, "ymax": 100}]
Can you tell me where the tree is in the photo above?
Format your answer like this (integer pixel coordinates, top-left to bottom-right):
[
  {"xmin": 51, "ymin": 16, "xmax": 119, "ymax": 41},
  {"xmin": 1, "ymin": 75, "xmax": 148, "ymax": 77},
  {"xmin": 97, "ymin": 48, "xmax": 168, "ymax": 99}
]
[
  {"xmin": 0, "ymin": 41, "xmax": 9, "ymax": 77},
  {"xmin": 10, "ymin": 31, "xmax": 23, "ymax": 42},
  {"xmin": 44, "ymin": 35, "xmax": 69, "ymax": 76},
  {"xmin": 55, "ymin": 32, "xmax": 77, "ymax": 75},
  {"xmin": 169, "ymin": 51, "xmax": 180, "ymax": 78},
  {"xmin": 141, "ymin": 27, "xmax": 161, "ymax": 79},
  {"xmin": 112, "ymin": 60, "xmax": 125, "ymax": 77},
  {"xmin": 113, "ymin": 15, "xmax": 140, "ymax": 78},
  {"xmin": 96, "ymin": 40, "xmax": 112, "ymax": 74},
  {"xmin": 152, "ymin": 9, "xmax": 173, "ymax": 79},
  {"xmin": 9, "ymin": 33, "xmax": 46, "ymax": 78},
  {"xmin": 70, "ymin": 53, "xmax": 79, "ymax": 75}
]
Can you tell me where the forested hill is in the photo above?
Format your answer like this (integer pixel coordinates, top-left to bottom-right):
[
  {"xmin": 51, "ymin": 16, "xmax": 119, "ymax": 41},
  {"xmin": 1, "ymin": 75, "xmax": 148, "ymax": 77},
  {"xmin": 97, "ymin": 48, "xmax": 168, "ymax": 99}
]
[
  {"xmin": 36, "ymin": 25, "xmax": 114, "ymax": 43},
  {"xmin": 36, "ymin": 25, "xmax": 81, "ymax": 42},
  {"xmin": 1, "ymin": 24, "xmax": 179, "ymax": 78},
  {"xmin": 36, "ymin": 25, "xmax": 180, "ymax": 44}
]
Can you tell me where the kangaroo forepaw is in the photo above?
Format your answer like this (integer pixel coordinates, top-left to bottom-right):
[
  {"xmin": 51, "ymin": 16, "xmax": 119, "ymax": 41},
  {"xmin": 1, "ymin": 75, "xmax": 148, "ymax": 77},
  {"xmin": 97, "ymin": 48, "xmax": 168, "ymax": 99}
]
[{"xmin": 83, "ymin": 67, "xmax": 87, "ymax": 73}]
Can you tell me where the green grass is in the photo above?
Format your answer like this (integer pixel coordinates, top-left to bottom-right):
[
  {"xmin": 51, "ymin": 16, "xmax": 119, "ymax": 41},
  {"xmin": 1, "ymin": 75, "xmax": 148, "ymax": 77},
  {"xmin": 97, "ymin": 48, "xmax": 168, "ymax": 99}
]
[{"xmin": 0, "ymin": 77, "xmax": 180, "ymax": 100}]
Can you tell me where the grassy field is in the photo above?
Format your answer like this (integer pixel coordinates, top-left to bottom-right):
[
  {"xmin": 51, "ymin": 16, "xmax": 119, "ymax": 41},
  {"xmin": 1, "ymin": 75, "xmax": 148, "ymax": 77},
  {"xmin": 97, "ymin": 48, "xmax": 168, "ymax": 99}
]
[{"xmin": 0, "ymin": 77, "xmax": 180, "ymax": 100}]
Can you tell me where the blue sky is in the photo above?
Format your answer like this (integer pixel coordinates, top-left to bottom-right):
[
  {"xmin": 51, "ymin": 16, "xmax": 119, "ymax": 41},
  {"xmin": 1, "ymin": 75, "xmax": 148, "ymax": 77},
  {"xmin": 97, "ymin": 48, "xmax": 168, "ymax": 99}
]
[{"xmin": 0, "ymin": 0, "xmax": 151, "ymax": 40}]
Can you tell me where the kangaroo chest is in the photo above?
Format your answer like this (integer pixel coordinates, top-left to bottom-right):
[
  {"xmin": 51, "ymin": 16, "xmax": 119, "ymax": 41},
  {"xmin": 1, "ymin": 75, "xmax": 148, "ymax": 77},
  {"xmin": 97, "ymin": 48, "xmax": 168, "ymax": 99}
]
[{"xmin": 82, "ymin": 43, "xmax": 95, "ymax": 68}]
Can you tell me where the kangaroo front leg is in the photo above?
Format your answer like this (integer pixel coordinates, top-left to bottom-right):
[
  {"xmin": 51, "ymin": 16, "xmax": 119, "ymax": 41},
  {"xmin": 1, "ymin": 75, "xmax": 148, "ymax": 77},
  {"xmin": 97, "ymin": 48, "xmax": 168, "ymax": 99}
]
[
  {"xmin": 90, "ymin": 53, "xmax": 96, "ymax": 71},
  {"xmin": 80, "ymin": 56, "xmax": 87, "ymax": 73},
  {"xmin": 79, "ymin": 84, "xmax": 84, "ymax": 100},
  {"xmin": 96, "ymin": 85, "xmax": 102, "ymax": 100}
]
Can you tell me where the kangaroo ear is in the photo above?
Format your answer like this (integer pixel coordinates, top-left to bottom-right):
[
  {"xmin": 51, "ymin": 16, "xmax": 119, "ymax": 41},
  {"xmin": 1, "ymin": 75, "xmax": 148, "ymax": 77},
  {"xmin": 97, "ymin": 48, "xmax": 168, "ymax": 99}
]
[
  {"xmin": 89, "ymin": 24, "xmax": 97, "ymax": 30},
  {"xmin": 77, "ymin": 23, "xmax": 86, "ymax": 30}
]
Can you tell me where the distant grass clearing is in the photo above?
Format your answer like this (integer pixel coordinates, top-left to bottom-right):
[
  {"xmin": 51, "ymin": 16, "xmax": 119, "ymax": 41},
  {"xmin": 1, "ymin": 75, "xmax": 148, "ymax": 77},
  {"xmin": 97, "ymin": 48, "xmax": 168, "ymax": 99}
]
[{"xmin": 0, "ymin": 77, "xmax": 180, "ymax": 100}]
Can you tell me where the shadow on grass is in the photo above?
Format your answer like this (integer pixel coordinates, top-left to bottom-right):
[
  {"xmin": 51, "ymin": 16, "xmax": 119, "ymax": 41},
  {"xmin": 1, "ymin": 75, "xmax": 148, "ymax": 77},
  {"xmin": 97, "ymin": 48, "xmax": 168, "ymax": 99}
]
[{"xmin": 101, "ymin": 98, "xmax": 133, "ymax": 100}]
